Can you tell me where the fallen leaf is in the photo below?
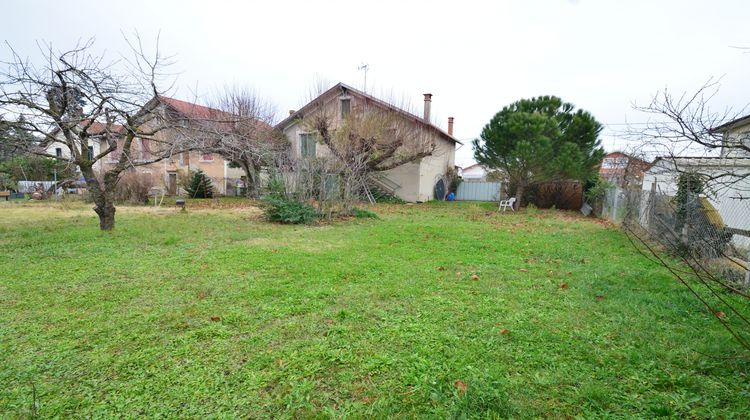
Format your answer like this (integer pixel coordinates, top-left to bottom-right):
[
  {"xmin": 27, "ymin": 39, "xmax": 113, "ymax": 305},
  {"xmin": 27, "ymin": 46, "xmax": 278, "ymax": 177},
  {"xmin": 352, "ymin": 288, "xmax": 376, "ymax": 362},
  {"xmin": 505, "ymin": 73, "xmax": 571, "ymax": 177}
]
[
  {"xmin": 272, "ymin": 249, "xmax": 279, "ymax": 253},
  {"xmin": 559, "ymin": 283, "xmax": 569, "ymax": 289},
  {"xmin": 595, "ymin": 295, "xmax": 605, "ymax": 300},
  {"xmin": 197, "ymin": 291, "xmax": 207, "ymax": 300},
  {"xmin": 456, "ymin": 272, "xmax": 462, "ymax": 278},
  {"xmin": 437, "ymin": 266, "xmax": 446, "ymax": 271},
  {"xmin": 519, "ymin": 268, "xmax": 528, "ymax": 273},
  {"xmin": 500, "ymin": 329, "xmax": 510, "ymax": 335},
  {"xmin": 717, "ymin": 311, "xmax": 726, "ymax": 319},
  {"xmin": 470, "ymin": 274, "xmax": 480, "ymax": 281},
  {"xmin": 567, "ymin": 272, "xmax": 572, "ymax": 276},
  {"xmin": 454, "ymin": 379, "xmax": 468, "ymax": 395},
  {"xmin": 210, "ymin": 316, "xmax": 221, "ymax": 321}
]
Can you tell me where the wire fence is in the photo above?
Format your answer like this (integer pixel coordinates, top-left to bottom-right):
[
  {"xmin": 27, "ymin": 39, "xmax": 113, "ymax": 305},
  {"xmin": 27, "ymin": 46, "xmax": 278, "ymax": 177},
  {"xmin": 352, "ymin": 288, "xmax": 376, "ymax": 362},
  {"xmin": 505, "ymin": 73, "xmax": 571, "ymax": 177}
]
[{"xmin": 599, "ymin": 185, "xmax": 750, "ymax": 288}]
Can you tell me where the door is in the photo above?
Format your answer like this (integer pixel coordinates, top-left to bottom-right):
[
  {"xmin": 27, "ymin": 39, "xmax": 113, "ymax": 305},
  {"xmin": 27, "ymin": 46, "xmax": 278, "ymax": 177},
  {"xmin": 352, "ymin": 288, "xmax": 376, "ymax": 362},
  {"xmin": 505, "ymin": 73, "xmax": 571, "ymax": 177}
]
[{"xmin": 167, "ymin": 172, "xmax": 177, "ymax": 195}]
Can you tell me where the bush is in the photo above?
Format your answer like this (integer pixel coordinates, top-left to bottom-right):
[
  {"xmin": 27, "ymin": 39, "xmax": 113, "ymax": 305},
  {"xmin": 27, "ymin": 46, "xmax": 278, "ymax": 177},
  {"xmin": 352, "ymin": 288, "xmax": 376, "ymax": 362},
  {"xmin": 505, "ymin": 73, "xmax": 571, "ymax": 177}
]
[
  {"xmin": 263, "ymin": 196, "xmax": 319, "ymax": 224},
  {"xmin": 186, "ymin": 170, "xmax": 214, "ymax": 198},
  {"xmin": 352, "ymin": 208, "xmax": 378, "ymax": 218},
  {"xmin": 114, "ymin": 172, "xmax": 154, "ymax": 204}
]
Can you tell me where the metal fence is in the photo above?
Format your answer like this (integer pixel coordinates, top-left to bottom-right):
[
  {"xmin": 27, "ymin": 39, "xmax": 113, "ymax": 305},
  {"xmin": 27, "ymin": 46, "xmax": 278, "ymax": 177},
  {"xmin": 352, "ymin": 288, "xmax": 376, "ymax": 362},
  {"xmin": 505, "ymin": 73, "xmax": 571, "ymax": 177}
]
[
  {"xmin": 600, "ymin": 185, "xmax": 750, "ymax": 287},
  {"xmin": 456, "ymin": 181, "xmax": 502, "ymax": 201}
]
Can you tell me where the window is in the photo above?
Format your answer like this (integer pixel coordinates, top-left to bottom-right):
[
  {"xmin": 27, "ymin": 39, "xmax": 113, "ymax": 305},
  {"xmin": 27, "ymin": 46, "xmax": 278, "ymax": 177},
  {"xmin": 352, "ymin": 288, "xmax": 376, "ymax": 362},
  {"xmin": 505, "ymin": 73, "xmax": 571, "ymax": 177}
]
[
  {"xmin": 140, "ymin": 138, "xmax": 151, "ymax": 160},
  {"xmin": 87, "ymin": 145, "xmax": 94, "ymax": 161},
  {"xmin": 340, "ymin": 98, "xmax": 351, "ymax": 118},
  {"xmin": 300, "ymin": 133, "xmax": 316, "ymax": 157},
  {"xmin": 601, "ymin": 157, "xmax": 627, "ymax": 169},
  {"xmin": 201, "ymin": 152, "xmax": 214, "ymax": 161},
  {"xmin": 55, "ymin": 147, "xmax": 62, "ymax": 158}
]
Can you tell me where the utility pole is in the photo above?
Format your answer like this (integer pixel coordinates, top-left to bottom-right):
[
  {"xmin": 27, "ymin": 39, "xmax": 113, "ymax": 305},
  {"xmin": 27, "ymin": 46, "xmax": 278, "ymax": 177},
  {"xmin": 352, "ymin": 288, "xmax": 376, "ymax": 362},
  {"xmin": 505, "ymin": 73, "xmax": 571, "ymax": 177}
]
[{"xmin": 358, "ymin": 63, "xmax": 369, "ymax": 94}]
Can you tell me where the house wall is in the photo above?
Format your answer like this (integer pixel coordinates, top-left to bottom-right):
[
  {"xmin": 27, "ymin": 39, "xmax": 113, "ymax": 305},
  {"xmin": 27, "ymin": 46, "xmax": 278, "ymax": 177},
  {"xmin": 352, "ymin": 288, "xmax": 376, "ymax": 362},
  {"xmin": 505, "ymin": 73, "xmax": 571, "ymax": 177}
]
[
  {"xmin": 722, "ymin": 123, "xmax": 750, "ymax": 158},
  {"xmin": 45, "ymin": 136, "xmax": 104, "ymax": 172},
  {"xmin": 417, "ymin": 136, "xmax": 456, "ymax": 201}
]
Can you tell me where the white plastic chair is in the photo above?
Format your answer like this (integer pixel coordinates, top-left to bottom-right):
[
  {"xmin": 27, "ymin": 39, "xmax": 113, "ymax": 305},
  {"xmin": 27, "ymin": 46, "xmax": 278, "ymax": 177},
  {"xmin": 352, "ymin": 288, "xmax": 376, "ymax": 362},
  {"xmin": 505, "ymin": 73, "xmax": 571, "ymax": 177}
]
[{"xmin": 499, "ymin": 197, "xmax": 516, "ymax": 212}]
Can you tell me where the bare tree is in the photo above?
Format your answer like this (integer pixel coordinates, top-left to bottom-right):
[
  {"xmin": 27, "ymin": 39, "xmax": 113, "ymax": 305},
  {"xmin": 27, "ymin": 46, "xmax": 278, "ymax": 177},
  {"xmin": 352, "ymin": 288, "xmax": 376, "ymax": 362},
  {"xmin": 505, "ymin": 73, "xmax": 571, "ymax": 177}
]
[
  {"xmin": 620, "ymin": 79, "xmax": 750, "ymax": 351},
  {"xmin": 0, "ymin": 37, "xmax": 190, "ymax": 230},
  {"xmin": 205, "ymin": 87, "xmax": 289, "ymax": 198}
]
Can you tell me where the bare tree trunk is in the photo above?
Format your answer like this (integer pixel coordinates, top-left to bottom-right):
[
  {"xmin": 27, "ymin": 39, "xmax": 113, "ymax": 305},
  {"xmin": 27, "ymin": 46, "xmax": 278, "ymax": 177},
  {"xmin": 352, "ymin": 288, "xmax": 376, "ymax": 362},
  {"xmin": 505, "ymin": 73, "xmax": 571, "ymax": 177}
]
[
  {"xmin": 239, "ymin": 161, "xmax": 261, "ymax": 198},
  {"xmin": 514, "ymin": 183, "xmax": 525, "ymax": 211},
  {"xmin": 81, "ymin": 166, "xmax": 117, "ymax": 231}
]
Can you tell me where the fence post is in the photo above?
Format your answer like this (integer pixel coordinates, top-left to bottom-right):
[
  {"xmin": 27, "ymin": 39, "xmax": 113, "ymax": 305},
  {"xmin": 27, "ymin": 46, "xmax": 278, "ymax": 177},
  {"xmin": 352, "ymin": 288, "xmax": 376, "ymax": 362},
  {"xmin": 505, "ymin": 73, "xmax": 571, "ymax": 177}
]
[{"xmin": 612, "ymin": 188, "xmax": 619, "ymax": 222}]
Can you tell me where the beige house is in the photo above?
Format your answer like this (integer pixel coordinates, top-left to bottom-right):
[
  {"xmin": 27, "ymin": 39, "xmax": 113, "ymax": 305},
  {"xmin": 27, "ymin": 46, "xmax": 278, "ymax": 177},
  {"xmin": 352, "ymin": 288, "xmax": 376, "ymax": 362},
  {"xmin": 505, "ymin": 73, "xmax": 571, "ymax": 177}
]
[
  {"xmin": 275, "ymin": 83, "xmax": 459, "ymax": 202},
  {"xmin": 46, "ymin": 97, "xmax": 245, "ymax": 195}
]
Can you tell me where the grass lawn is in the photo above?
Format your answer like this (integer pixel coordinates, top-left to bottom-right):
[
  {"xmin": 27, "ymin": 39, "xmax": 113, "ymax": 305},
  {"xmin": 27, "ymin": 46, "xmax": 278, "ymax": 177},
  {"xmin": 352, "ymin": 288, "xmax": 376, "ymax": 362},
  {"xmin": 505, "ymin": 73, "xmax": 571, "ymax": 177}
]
[{"xmin": 1, "ymin": 200, "xmax": 749, "ymax": 417}]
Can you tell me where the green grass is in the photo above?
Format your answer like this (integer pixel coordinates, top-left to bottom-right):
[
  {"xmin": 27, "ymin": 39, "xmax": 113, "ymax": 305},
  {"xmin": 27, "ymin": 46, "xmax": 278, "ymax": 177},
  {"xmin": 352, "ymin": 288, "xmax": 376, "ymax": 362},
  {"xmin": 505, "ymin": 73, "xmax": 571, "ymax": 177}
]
[{"xmin": 1, "ymin": 201, "xmax": 748, "ymax": 417}]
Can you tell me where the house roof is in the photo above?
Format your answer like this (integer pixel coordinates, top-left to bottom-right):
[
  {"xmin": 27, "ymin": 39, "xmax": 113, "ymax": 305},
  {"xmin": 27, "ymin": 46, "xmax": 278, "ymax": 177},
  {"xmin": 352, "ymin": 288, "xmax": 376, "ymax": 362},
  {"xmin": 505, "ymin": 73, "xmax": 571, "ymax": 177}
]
[
  {"xmin": 275, "ymin": 82, "xmax": 461, "ymax": 144},
  {"xmin": 461, "ymin": 163, "xmax": 486, "ymax": 171},
  {"xmin": 157, "ymin": 96, "xmax": 272, "ymax": 130},
  {"xmin": 158, "ymin": 96, "xmax": 227, "ymax": 121},
  {"xmin": 650, "ymin": 156, "xmax": 750, "ymax": 169},
  {"xmin": 711, "ymin": 114, "xmax": 750, "ymax": 133},
  {"xmin": 49, "ymin": 119, "xmax": 124, "ymax": 137}
]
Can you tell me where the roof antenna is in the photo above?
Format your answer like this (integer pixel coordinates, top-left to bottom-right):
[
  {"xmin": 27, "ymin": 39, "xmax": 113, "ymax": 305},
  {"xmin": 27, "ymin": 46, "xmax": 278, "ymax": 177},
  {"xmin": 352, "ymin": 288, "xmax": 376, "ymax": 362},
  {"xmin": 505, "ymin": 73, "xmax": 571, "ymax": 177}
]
[{"xmin": 357, "ymin": 63, "xmax": 369, "ymax": 94}]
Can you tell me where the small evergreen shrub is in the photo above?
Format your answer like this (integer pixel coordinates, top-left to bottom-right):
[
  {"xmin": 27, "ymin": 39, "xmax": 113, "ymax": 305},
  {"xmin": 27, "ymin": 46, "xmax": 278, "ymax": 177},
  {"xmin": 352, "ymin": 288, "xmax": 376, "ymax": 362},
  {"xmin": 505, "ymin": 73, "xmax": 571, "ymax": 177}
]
[
  {"xmin": 186, "ymin": 170, "xmax": 214, "ymax": 198},
  {"xmin": 263, "ymin": 196, "xmax": 319, "ymax": 224}
]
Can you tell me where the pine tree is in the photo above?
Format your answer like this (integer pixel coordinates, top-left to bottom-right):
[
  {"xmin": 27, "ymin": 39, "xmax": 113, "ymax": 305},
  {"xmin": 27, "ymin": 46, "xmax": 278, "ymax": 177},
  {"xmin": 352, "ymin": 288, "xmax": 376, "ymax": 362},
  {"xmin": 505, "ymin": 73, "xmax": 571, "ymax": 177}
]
[
  {"xmin": 185, "ymin": 170, "xmax": 214, "ymax": 198},
  {"xmin": 473, "ymin": 96, "xmax": 604, "ymax": 209}
]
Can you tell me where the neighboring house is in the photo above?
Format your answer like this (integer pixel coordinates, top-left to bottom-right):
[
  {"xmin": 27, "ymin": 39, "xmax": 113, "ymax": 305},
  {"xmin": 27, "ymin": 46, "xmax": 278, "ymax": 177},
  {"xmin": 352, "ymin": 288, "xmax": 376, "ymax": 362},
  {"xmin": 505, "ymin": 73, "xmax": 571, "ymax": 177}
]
[
  {"xmin": 275, "ymin": 83, "xmax": 460, "ymax": 202},
  {"xmin": 461, "ymin": 163, "xmax": 489, "ymax": 182},
  {"xmin": 599, "ymin": 152, "xmax": 650, "ymax": 187},
  {"xmin": 642, "ymin": 156, "xmax": 750, "ymax": 250},
  {"xmin": 712, "ymin": 114, "xmax": 750, "ymax": 158},
  {"xmin": 47, "ymin": 97, "xmax": 247, "ymax": 195},
  {"xmin": 115, "ymin": 96, "xmax": 245, "ymax": 195},
  {"xmin": 47, "ymin": 120, "xmax": 115, "ymax": 173}
]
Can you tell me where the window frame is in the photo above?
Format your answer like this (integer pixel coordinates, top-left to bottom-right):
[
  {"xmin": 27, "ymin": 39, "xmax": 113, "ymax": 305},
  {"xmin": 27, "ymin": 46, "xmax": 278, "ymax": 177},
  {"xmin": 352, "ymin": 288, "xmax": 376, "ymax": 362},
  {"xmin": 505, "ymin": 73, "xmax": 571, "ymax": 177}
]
[
  {"xmin": 299, "ymin": 132, "xmax": 316, "ymax": 158},
  {"xmin": 340, "ymin": 97, "xmax": 351, "ymax": 119}
]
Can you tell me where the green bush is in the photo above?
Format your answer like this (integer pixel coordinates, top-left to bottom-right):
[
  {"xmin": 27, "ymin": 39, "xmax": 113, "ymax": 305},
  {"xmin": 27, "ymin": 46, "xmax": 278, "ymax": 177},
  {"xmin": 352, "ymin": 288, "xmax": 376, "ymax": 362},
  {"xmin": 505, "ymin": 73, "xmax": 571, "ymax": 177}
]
[
  {"xmin": 263, "ymin": 196, "xmax": 319, "ymax": 224},
  {"xmin": 185, "ymin": 170, "xmax": 214, "ymax": 198}
]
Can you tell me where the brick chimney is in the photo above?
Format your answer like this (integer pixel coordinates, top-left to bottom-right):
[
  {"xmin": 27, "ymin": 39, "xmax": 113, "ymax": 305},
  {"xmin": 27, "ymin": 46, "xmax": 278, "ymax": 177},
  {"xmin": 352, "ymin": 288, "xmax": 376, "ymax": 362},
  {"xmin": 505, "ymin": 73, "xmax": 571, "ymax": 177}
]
[
  {"xmin": 423, "ymin": 93, "xmax": 432, "ymax": 122},
  {"xmin": 448, "ymin": 117, "xmax": 454, "ymax": 136}
]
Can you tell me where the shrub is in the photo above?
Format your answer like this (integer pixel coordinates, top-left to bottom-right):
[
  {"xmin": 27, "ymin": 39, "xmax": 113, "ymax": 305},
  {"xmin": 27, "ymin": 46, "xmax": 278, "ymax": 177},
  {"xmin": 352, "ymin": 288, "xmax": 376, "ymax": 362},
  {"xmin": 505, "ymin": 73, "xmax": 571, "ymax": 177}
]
[
  {"xmin": 114, "ymin": 172, "xmax": 154, "ymax": 204},
  {"xmin": 186, "ymin": 170, "xmax": 214, "ymax": 198},
  {"xmin": 352, "ymin": 208, "xmax": 378, "ymax": 219},
  {"xmin": 263, "ymin": 196, "xmax": 319, "ymax": 224}
]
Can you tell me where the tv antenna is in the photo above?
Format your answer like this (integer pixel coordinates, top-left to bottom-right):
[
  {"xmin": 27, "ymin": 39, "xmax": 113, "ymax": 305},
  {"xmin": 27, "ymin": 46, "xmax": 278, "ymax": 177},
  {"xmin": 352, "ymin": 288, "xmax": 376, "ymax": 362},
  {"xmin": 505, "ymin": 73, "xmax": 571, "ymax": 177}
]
[{"xmin": 358, "ymin": 63, "xmax": 369, "ymax": 93}]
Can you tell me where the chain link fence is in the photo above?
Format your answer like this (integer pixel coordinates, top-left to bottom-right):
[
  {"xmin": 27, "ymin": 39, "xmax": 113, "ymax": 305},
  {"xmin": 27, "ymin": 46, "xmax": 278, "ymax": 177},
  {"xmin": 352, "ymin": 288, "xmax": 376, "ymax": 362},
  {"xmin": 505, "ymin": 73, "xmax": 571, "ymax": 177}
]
[{"xmin": 598, "ymin": 184, "xmax": 749, "ymax": 288}]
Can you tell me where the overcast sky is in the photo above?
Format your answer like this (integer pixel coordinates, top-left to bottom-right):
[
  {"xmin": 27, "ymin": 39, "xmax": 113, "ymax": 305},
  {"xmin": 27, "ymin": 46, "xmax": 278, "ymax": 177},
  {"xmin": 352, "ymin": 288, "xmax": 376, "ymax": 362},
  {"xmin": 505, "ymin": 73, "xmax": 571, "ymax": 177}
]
[{"xmin": 4, "ymin": 0, "xmax": 749, "ymax": 166}]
